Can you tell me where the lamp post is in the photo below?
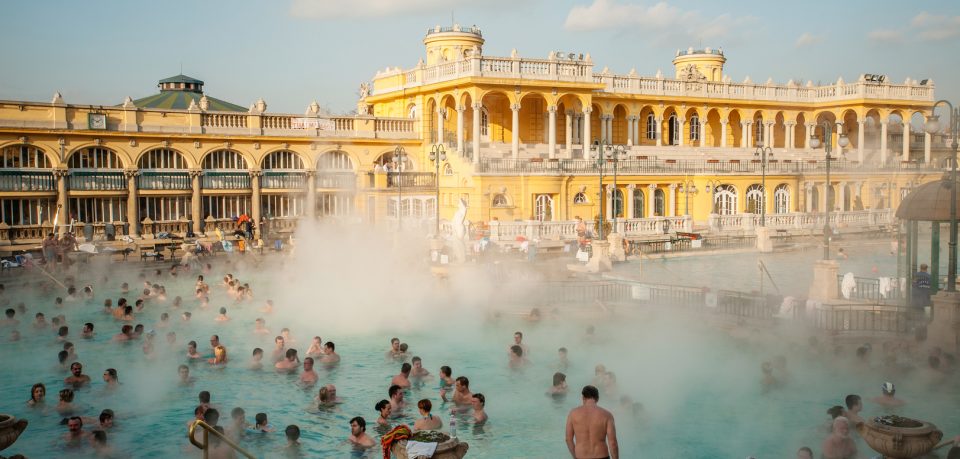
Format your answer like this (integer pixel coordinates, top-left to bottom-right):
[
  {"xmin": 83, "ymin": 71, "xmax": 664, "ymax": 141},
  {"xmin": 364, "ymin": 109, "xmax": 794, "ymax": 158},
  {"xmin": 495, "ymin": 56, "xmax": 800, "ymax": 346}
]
[
  {"xmin": 754, "ymin": 144, "xmax": 773, "ymax": 226},
  {"xmin": 590, "ymin": 139, "xmax": 626, "ymax": 238},
  {"xmin": 679, "ymin": 179, "xmax": 697, "ymax": 216},
  {"xmin": 925, "ymin": 100, "xmax": 960, "ymax": 291},
  {"xmin": 808, "ymin": 121, "xmax": 850, "ymax": 260},
  {"xmin": 428, "ymin": 143, "xmax": 446, "ymax": 236},
  {"xmin": 393, "ymin": 145, "xmax": 406, "ymax": 230}
]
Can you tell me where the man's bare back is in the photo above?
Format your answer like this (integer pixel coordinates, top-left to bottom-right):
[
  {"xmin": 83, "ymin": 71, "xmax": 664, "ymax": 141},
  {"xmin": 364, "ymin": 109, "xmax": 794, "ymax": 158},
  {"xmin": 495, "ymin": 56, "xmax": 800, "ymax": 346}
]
[{"xmin": 566, "ymin": 398, "xmax": 618, "ymax": 459}]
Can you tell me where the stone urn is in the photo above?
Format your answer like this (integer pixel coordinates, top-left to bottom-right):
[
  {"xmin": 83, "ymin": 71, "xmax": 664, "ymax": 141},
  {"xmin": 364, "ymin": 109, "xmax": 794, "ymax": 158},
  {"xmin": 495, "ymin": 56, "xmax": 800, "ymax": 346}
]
[
  {"xmin": 391, "ymin": 432, "xmax": 469, "ymax": 459},
  {"xmin": 856, "ymin": 415, "xmax": 943, "ymax": 459},
  {"xmin": 0, "ymin": 414, "xmax": 28, "ymax": 451}
]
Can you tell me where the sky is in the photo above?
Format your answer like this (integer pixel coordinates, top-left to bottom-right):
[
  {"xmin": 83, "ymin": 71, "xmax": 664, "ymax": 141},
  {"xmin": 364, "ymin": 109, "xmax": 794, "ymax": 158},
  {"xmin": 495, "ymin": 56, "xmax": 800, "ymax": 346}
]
[{"xmin": 1, "ymin": 0, "xmax": 958, "ymax": 116}]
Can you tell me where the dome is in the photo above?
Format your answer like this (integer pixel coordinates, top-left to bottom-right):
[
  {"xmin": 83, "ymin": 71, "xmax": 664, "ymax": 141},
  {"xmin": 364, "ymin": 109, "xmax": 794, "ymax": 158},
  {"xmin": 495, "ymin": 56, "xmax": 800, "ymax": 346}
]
[
  {"xmin": 122, "ymin": 74, "xmax": 246, "ymax": 112},
  {"xmin": 896, "ymin": 179, "xmax": 960, "ymax": 221}
]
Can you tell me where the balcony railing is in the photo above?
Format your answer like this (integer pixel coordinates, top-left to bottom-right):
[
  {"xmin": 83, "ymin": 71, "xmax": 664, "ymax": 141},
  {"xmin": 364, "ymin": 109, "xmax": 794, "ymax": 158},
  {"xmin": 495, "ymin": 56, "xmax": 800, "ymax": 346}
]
[
  {"xmin": 202, "ymin": 171, "xmax": 250, "ymax": 190},
  {"xmin": 475, "ymin": 158, "xmax": 940, "ymax": 175},
  {"xmin": 0, "ymin": 169, "xmax": 55, "ymax": 191},
  {"xmin": 316, "ymin": 172, "xmax": 356, "ymax": 189},
  {"xmin": 261, "ymin": 171, "xmax": 306, "ymax": 189},
  {"xmin": 138, "ymin": 171, "xmax": 191, "ymax": 190},
  {"xmin": 386, "ymin": 172, "xmax": 436, "ymax": 189},
  {"xmin": 67, "ymin": 170, "xmax": 125, "ymax": 191}
]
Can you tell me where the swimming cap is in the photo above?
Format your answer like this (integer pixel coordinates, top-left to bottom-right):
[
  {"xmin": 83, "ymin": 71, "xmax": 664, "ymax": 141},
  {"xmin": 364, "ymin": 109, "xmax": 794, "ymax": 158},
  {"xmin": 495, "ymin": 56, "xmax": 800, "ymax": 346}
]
[{"xmin": 882, "ymin": 382, "xmax": 895, "ymax": 393}]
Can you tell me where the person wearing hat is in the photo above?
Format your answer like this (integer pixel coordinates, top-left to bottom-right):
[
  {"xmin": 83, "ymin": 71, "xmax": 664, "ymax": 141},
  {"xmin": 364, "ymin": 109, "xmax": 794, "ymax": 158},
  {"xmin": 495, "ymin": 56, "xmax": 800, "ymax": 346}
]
[{"xmin": 871, "ymin": 382, "xmax": 905, "ymax": 408}]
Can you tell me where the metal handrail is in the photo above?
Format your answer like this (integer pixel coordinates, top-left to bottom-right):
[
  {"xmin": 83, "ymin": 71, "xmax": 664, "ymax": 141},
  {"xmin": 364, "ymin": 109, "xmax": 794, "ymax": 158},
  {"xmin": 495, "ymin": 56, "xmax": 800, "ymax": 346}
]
[{"xmin": 187, "ymin": 420, "xmax": 256, "ymax": 459}]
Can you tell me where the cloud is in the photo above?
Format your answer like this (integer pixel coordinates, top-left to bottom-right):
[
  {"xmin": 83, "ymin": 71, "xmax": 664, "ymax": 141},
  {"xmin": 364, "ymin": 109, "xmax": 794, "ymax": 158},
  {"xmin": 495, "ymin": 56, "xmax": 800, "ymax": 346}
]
[
  {"xmin": 794, "ymin": 32, "xmax": 823, "ymax": 48},
  {"xmin": 290, "ymin": 0, "xmax": 474, "ymax": 19},
  {"xmin": 563, "ymin": 0, "xmax": 755, "ymax": 43},
  {"xmin": 867, "ymin": 29, "xmax": 904, "ymax": 43}
]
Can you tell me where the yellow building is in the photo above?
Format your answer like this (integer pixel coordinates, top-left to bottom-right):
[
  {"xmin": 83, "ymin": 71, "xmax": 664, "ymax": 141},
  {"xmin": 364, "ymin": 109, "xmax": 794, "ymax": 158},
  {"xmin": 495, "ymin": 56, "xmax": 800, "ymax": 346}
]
[{"xmin": 0, "ymin": 24, "xmax": 949, "ymax": 246}]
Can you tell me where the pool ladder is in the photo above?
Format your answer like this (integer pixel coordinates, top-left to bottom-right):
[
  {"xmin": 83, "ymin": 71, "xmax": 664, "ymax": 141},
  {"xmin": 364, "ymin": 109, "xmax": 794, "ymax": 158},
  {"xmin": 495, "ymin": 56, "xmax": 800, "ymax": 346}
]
[{"xmin": 188, "ymin": 419, "xmax": 257, "ymax": 459}]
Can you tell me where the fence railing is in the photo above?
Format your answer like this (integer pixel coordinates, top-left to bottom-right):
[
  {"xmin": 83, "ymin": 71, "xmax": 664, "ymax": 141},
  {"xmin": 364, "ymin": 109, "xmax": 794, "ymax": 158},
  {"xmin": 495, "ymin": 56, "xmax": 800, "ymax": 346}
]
[
  {"xmin": 386, "ymin": 172, "xmax": 436, "ymax": 189},
  {"xmin": 67, "ymin": 171, "xmax": 126, "ymax": 191},
  {"xmin": 261, "ymin": 171, "xmax": 306, "ymax": 189},
  {"xmin": 475, "ymin": 158, "xmax": 940, "ymax": 175},
  {"xmin": 138, "ymin": 171, "xmax": 191, "ymax": 190},
  {"xmin": 0, "ymin": 170, "xmax": 56, "ymax": 191},
  {"xmin": 836, "ymin": 275, "xmax": 902, "ymax": 304},
  {"xmin": 813, "ymin": 304, "xmax": 924, "ymax": 334},
  {"xmin": 202, "ymin": 171, "xmax": 251, "ymax": 190}
]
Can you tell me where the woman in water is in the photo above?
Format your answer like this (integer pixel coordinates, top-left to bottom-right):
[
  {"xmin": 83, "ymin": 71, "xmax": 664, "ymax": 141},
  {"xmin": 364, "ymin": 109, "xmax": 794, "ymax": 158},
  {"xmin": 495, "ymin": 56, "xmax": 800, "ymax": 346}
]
[
  {"xmin": 103, "ymin": 368, "xmax": 119, "ymax": 389},
  {"xmin": 27, "ymin": 383, "xmax": 46, "ymax": 406},
  {"xmin": 209, "ymin": 345, "xmax": 228, "ymax": 366},
  {"xmin": 253, "ymin": 412, "xmax": 274, "ymax": 432},
  {"xmin": 438, "ymin": 365, "xmax": 454, "ymax": 402},
  {"xmin": 413, "ymin": 399, "xmax": 442, "ymax": 431},
  {"xmin": 374, "ymin": 400, "xmax": 392, "ymax": 428},
  {"xmin": 57, "ymin": 388, "xmax": 76, "ymax": 414},
  {"xmin": 249, "ymin": 348, "xmax": 264, "ymax": 370}
]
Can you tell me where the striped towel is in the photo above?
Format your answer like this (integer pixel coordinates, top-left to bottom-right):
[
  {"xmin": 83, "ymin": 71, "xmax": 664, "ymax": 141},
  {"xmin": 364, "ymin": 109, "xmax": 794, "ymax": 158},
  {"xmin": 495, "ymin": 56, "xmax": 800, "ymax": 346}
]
[{"xmin": 380, "ymin": 424, "xmax": 411, "ymax": 459}]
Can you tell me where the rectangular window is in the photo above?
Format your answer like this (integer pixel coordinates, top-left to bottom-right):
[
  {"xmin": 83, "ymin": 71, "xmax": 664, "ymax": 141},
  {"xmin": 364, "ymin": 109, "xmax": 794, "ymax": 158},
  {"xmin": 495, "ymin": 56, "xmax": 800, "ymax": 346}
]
[
  {"xmin": 263, "ymin": 194, "xmax": 304, "ymax": 218},
  {"xmin": 0, "ymin": 198, "xmax": 55, "ymax": 225},
  {"xmin": 202, "ymin": 195, "xmax": 251, "ymax": 220},
  {"xmin": 68, "ymin": 197, "xmax": 126, "ymax": 223},
  {"xmin": 139, "ymin": 196, "xmax": 190, "ymax": 221}
]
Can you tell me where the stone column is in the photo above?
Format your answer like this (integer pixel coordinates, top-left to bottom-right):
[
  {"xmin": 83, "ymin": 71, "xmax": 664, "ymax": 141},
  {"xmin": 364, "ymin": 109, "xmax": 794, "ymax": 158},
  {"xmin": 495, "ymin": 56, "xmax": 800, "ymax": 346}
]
[
  {"xmin": 902, "ymin": 120, "xmax": 910, "ymax": 160},
  {"xmin": 582, "ymin": 108, "xmax": 592, "ymax": 158},
  {"xmin": 677, "ymin": 118, "xmax": 686, "ymax": 147},
  {"xmin": 607, "ymin": 116, "xmax": 614, "ymax": 143},
  {"xmin": 647, "ymin": 184, "xmax": 657, "ymax": 218},
  {"xmin": 763, "ymin": 122, "xmax": 772, "ymax": 148},
  {"xmin": 190, "ymin": 169, "xmax": 203, "ymax": 234},
  {"xmin": 604, "ymin": 185, "xmax": 613, "ymax": 220},
  {"xmin": 472, "ymin": 103, "xmax": 481, "ymax": 164},
  {"xmin": 668, "ymin": 183, "xmax": 677, "ymax": 217},
  {"xmin": 250, "ymin": 168, "xmax": 262, "ymax": 239},
  {"xmin": 511, "ymin": 103, "xmax": 521, "ymax": 159},
  {"xmin": 880, "ymin": 117, "xmax": 888, "ymax": 165},
  {"xmin": 436, "ymin": 108, "xmax": 445, "ymax": 146},
  {"xmin": 805, "ymin": 183, "xmax": 813, "ymax": 212},
  {"xmin": 625, "ymin": 184, "xmax": 635, "ymax": 219},
  {"xmin": 548, "ymin": 105, "xmax": 557, "ymax": 159},
  {"xmin": 599, "ymin": 115, "xmax": 608, "ymax": 144},
  {"xmin": 838, "ymin": 181, "xmax": 847, "ymax": 211},
  {"xmin": 924, "ymin": 131, "xmax": 932, "ymax": 164},
  {"xmin": 54, "ymin": 168, "xmax": 68, "ymax": 237},
  {"xmin": 698, "ymin": 118, "xmax": 707, "ymax": 147},
  {"xmin": 626, "ymin": 116, "xmax": 634, "ymax": 146},
  {"xmin": 124, "ymin": 168, "xmax": 139, "ymax": 236},
  {"xmin": 720, "ymin": 120, "xmax": 728, "ymax": 148},
  {"xmin": 805, "ymin": 123, "xmax": 814, "ymax": 150},
  {"xmin": 822, "ymin": 182, "xmax": 830, "ymax": 212},
  {"xmin": 456, "ymin": 105, "xmax": 465, "ymax": 155},
  {"xmin": 305, "ymin": 169, "xmax": 317, "ymax": 218},
  {"xmin": 565, "ymin": 111, "xmax": 573, "ymax": 151},
  {"xmin": 573, "ymin": 114, "xmax": 581, "ymax": 144},
  {"xmin": 785, "ymin": 122, "xmax": 795, "ymax": 150},
  {"xmin": 740, "ymin": 122, "xmax": 748, "ymax": 148},
  {"xmin": 857, "ymin": 120, "xmax": 866, "ymax": 163}
]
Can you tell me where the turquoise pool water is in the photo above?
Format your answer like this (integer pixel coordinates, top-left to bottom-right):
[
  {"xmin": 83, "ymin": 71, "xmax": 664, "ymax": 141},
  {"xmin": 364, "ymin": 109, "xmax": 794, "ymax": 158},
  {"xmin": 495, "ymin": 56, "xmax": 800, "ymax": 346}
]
[{"xmin": 0, "ymin": 248, "xmax": 957, "ymax": 458}]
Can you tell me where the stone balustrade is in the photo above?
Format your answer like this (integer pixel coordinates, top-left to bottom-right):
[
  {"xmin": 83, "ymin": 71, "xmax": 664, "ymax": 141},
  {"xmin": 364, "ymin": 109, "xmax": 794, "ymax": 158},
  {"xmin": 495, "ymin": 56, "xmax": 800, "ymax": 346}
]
[{"xmin": 709, "ymin": 209, "xmax": 893, "ymax": 232}]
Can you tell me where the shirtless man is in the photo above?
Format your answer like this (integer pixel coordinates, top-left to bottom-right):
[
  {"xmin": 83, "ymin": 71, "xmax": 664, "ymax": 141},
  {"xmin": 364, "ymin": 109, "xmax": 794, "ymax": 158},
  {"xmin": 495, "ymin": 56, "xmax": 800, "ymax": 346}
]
[
  {"xmin": 300, "ymin": 357, "xmax": 318, "ymax": 385},
  {"xmin": 871, "ymin": 382, "xmax": 905, "ymax": 408},
  {"xmin": 821, "ymin": 416, "xmax": 857, "ymax": 459},
  {"xmin": 471, "ymin": 393, "xmax": 488, "ymax": 424},
  {"xmin": 510, "ymin": 331, "xmax": 529, "ymax": 357},
  {"xmin": 275, "ymin": 349, "xmax": 300, "ymax": 372},
  {"xmin": 565, "ymin": 385, "xmax": 619, "ymax": 459},
  {"xmin": 388, "ymin": 384, "xmax": 405, "ymax": 413},
  {"xmin": 81, "ymin": 323, "xmax": 95, "ymax": 339},
  {"xmin": 843, "ymin": 394, "xmax": 864, "ymax": 426},
  {"xmin": 452, "ymin": 376, "xmax": 473, "ymax": 407},
  {"xmin": 348, "ymin": 417, "xmax": 376, "ymax": 448},
  {"xmin": 186, "ymin": 341, "xmax": 202, "ymax": 360},
  {"xmin": 391, "ymin": 363, "xmax": 412, "ymax": 389},
  {"xmin": 547, "ymin": 372, "xmax": 568, "ymax": 396},
  {"xmin": 271, "ymin": 336, "xmax": 286, "ymax": 363},
  {"xmin": 64, "ymin": 416, "xmax": 89, "ymax": 447},
  {"xmin": 64, "ymin": 362, "xmax": 92, "ymax": 388},
  {"xmin": 320, "ymin": 342, "xmax": 340, "ymax": 365},
  {"xmin": 509, "ymin": 345, "xmax": 530, "ymax": 369},
  {"xmin": 410, "ymin": 356, "xmax": 431, "ymax": 379},
  {"xmin": 249, "ymin": 348, "xmax": 264, "ymax": 370},
  {"xmin": 386, "ymin": 337, "xmax": 403, "ymax": 361},
  {"xmin": 112, "ymin": 325, "xmax": 133, "ymax": 342}
]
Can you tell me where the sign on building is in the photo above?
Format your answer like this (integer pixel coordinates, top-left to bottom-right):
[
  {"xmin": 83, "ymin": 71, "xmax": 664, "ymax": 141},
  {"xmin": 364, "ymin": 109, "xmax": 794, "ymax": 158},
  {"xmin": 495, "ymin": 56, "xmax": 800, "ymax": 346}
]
[{"xmin": 291, "ymin": 118, "xmax": 337, "ymax": 130}]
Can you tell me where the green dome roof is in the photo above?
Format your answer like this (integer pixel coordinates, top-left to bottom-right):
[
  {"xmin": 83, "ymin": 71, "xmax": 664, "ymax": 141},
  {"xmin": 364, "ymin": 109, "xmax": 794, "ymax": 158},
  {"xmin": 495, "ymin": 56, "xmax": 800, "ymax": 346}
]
[
  {"xmin": 123, "ymin": 74, "xmax": 246, "ymax": 112},
  {"xmin": 158, "ymin": 74, "xmax": 204, "ymax": 86}
]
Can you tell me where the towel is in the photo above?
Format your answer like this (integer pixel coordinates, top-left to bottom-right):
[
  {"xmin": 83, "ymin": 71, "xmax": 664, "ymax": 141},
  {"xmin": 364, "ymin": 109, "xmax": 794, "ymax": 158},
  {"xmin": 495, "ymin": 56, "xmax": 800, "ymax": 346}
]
[
  {"xmin": 405, "ymin": 440, "xmax": 439, "ymax": 459},
  {"xmin": 878, "ymin": 276, "xmax": 891, "ymax": 299},
  {"xmin": 381, "ymin": 424, "xmax": 411, "ymax": 459},
  {"xmin": 841, "ymin": 272, "xmax": 857, "ymax": 299}
]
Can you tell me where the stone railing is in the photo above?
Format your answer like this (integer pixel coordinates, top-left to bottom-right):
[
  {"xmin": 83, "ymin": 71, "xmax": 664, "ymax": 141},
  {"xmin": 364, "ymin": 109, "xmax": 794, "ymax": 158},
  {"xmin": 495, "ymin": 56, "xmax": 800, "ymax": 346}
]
[
  {"xmin": 138, "ymin": 171, "xmax": 191, "ymax": 190},
  {"xmin": 202, "ymin": 113, "xmax": 247, "ymax": 129},
  {"xmin": 709, "ymin": 209, "xmax": 893, "ymax": 232},
  {"xmin": 261, "ymin": 171, "xmax": 306, "ymax": 189},
  {"xmin": 465, "ymin": 216, "xmax": 694, "ymax": 242},
  {"xmin": 142, "ymin": 218, "xmax": 190, "ymax": 237},
  {"xmin": 475, "ymin": 157, "xmax": 941, "ymax": 175},
  {"xmin": 265, "ymin": 216, "xmax": 299, "ymax": 234},
  {"xmin": 67, "ymin": 171, "xmax": 126, "ymax": 191},
  {"xmin": 0, "ymin": 170, "xmax": 56, "ymax": 192},
  {"xmin": 375, "ymin": 53, "xmax": 932, "ymax": 103}
]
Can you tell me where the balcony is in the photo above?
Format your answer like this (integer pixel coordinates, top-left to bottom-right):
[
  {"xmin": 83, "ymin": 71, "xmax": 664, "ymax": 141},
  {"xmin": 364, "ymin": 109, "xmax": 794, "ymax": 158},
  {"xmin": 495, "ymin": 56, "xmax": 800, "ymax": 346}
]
[
  {"xmin": 261, "ymin": 171, "xmax": 306, "ymax": 189},
  {"xmin": 202, "ymin": 171, "xmax": 250, "ymax": 190},
  {"xmin": 138, "ymin": 171, "xmax": 191, "ymax": 190},
  {"xmin": 0, "ymin": 170, "xmax": 55, "ymax": 192},
  {"xmin": 67, "ymin": 171, "xmax": 126, "ymax": 191},
  {"xmin": 316, "ymin": 172, "xmax": 356, "ymax": 190}
]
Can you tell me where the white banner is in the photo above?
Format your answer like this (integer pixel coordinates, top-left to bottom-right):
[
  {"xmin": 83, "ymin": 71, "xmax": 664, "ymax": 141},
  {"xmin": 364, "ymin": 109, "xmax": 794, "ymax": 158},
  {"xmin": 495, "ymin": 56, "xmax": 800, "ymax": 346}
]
[{"xmin": 291, "ymin": 118, "xmax": 337, "ymax": 130}]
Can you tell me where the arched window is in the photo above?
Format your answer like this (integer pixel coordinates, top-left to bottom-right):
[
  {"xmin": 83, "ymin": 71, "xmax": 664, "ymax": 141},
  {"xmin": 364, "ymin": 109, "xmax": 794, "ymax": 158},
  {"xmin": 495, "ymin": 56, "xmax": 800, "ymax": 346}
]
[
  {"xmin": 754, "ymin": 117, "xmax": 764, "ymax": 144},
  {"xmin": 654, "ymin": 189, "xmax": 665, "ymax": 216},
  {"xmin": 491, "ymin": 193, "xmax": 509, "ymax": 207},
  {"xmin": 262, "ymin": 150, "xmax": 304, "ymax": 170},
  {"xmin": 534, "ymin": 194, "xmax": 554, "ymax": 221},
  {"xmin": 669, "ymin": 115, "xmax": 680, "ymax": 145},
  {"xmin": 810, "ymin": 187, "xmax": 820, "ymax": 212},
  {"xmin": 689, "ymin": 114, "xmax": 700, "ymax": 141},
  {"xmin": 612, "ymin": 189, "xmax": 624, "ymax": 218},
  {"xmin": 646, "ymin": 114, "xmax": 656, "ymax": 140},
  {"xmin": 714, "ymin": 184, "xmax": 738, "ymax": 215},
  {"xmin": 408, "ymin": 105, "xmax": 418, "ymax": 119},
  {"xmin": 774, "ymin": 184, "xmax": 790, "ymax": 214},
  {"xmin": 1, "ymin": 145, "xmax": 51, "ymax": 168},
  {"xmin": 138, "ymin": 148, "xmax": 188, "ymax": 169},
  {"xmin": 318, "ymin": 151, "xmax": 354, "ymax": 171},
  {"xmin": 573, "ymin": 192, "xmax": 588, "ymax": 204},
  {"xmin": 746, "ymin": 184, "xmax": 764, "ymax": 215},
  {"xmin": 480, "ymin": 109, "xmax": 489, "ymax": 137},
  {"xmin": 69, "ymin": 147, "xmax": 122, "ymax": 169},
  {"xmin": 202, "ymin": 150, "xmax": 247, "ymax": 169},
  {"xmin": 632, "ymin": 189, "xmax": 645, "ymax": 218}
]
